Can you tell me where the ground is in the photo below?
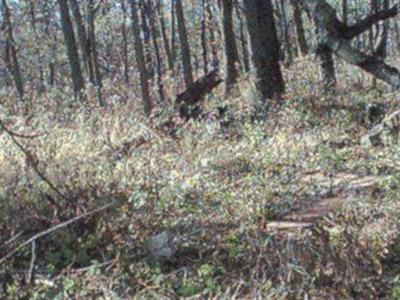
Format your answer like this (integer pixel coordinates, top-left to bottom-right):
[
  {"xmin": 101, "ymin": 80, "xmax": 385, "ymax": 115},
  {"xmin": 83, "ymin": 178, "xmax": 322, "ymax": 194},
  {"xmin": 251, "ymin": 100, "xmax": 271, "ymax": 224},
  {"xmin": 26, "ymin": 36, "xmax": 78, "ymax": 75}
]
[{"xmin": 0, "ymin": 59, "xmax": 400, "ymax": 299}]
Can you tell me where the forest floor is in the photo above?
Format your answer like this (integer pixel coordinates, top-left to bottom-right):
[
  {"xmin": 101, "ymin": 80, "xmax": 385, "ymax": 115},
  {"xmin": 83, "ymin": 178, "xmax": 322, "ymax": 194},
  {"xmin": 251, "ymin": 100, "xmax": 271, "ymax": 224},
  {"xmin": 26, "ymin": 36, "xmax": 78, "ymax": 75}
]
[{"xmin": 1, "ymin": 59, "xmax": 400, "ymax": 299}]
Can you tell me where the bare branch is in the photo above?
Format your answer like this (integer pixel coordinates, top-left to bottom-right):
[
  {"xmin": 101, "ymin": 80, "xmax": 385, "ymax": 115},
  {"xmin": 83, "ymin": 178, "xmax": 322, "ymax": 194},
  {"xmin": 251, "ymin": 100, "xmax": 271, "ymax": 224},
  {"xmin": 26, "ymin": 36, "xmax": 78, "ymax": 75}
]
[{"xmin": 0, "ymin": 201, "xmax": 116, "ymax": 266}]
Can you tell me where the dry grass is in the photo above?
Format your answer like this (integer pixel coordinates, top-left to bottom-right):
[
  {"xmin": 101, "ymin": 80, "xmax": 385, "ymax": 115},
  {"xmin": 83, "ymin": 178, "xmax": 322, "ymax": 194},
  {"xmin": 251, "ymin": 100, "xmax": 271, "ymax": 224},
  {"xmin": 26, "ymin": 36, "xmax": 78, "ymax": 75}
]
[{"xmin": 1, "ymin": 59, "xmax": 400, "ymax": 299}]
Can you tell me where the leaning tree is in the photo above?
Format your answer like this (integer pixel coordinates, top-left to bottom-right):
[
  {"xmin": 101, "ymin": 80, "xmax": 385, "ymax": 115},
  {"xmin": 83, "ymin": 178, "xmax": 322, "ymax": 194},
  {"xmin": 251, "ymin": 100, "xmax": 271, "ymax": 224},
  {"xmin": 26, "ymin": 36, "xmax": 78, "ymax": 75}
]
[{"xmin": 304, "ymin": 0, "xmax": 400, "ymax": 90}]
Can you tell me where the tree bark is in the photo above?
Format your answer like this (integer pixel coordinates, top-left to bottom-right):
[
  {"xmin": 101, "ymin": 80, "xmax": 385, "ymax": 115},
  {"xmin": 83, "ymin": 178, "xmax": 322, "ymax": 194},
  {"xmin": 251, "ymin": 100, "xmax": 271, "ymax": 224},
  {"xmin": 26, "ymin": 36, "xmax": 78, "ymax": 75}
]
[
  {"xmin": 57, "ymin": 0, "xmax": 85, "ymax": 99},
  {"xmin": 278, "ymin": 0, "xmax": 293, "ymax": 65},
  {"xmin": 121, "ymin": 0, "xmax": 130, "ymax": 85},
  {"xmin": 175, "ymin": 0, "xmax": 193, "ymax": 88},
  {"xmin": 222, "ymin": 0, "xmax": 239, "ymax": 92},
  {"xmin": 244, "ymin": 0, "xmax": 285, "ymax": 103},
  {"xmin": 69, "ymin": 0, "xmax": 95, "ymax": 83},
  {"xmin": 129, "ymin": 0, "xmax": 153, "ymax": 115},
  {"xmin": 1, "ymin": 0, "xmax": 24, "ymax": 100},
  {"xmin": 147, "ymin": 0, "xmax": 165, "ymax": 103},
  {"xmin": 290, "ymin": 0, "xmax": 309, "ymax": 56},
  {"xmin": 87, "ymin": 0, "xmax": 105, "ymax": 106},
  {"xmin": 201, "ymin": 0, "xmax": 209, "ymax": 74},
  {"xmin": 156, "ymin": 0, "xmax": 174, "ymax": 71},
  {"xmin": 235, "ymin": 0, "xmax": 250, "ymax": 72}
]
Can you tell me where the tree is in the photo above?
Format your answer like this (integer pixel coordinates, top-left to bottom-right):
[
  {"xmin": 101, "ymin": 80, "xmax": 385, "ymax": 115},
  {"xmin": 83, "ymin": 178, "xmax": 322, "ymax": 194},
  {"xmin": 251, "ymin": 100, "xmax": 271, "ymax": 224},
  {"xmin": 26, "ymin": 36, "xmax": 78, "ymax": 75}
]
[
  {"xmin": 304, "ymin": 0, "xmax": 400, "ymax": 90},
  {"xmin": 235, "ymin": 0, "xmax": 250, "ymax": 72},
  {"xmin": 120, "ymin": 0, "xmax": 130, "ymax": 85},
  {"xmin": 57, "ymin": 0, "xmax": 85, "ymax": 98},
  {"xmin": 244, "ymin": 0, "xmax": 285, "ymax": 104},
  {"xmin": 156, "ymin": 0, "xmax": 174, "ymax": 71},
  {"xmin": 129, "ymin": 0, "xmax": 153, "ymax": 115},
  {"xmin": 290, "ymin": 0, "xmax": 309, "ymax": 56},
  {"xmin": 69, "ymin": 0, "xmax": 95, "ymax": 83},
  {"xmin": 175, "ymin": 0, "xmax": 193, "ymax": 88},
  {"xmin": 87, "ymin": 0, "xmax": 105, "ymax": 106},
  {"xmin": 146, "ymin": 0, "xmax": 165, "ymax": 103},
  {"xmin": 1, "ymin": 0, "xmax": 24, "ymax": 100},
  {"xmin": 222, "ymin": 0, "xmax": 239, "ymax": 93}
]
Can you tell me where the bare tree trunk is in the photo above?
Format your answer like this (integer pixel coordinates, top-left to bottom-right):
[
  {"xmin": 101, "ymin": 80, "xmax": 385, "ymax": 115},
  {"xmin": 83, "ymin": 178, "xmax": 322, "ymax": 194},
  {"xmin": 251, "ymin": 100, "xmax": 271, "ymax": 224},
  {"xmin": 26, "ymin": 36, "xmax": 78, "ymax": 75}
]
[
  {"xmin": 290, "ymin": 0, "xmax": 309, "ymax": 56},
  {"xmin": 28, "ymin": 1, "xmax": 45, "ymax": 92},
  {"xmin": 58, "ymin": 0, "xmax": 85, "ymax": 99},
  {"xmin": 1, "ymin": 0, "xmax": 24, "ymax": 100},
  {"xmin": 140, "ymin": 0, "xmax": 154, "ymax": 79},
  {"xmin": 170, "ymin": 0, "xmax": 177, "ymax": 70},
  {"xmin": 278, "ymin": 0, "xmax": 293, "ymax": 65},
  {"xmin": 235, "ymin": 0, "xmax": 250, "ymax": 72},
  {"xmin": 175, "ymin": 0, "xmax": 193, "ymax": 88},
  {"xmin": 206, "ymin": 1, "xmax": 219, "ymax": 68},
  {"xmin": 222, "ymin": 0, "xmax": 239, "ymax": 92},
  {"xmin": 69, "ymin": 0, "xmax": 95, "ymax": 84},
  {"xmin": 87, "ymin": 0, "xmax": 105, "ymax": 106},
  {"xmin": 244, "ymin": 0, "xmax": 285, "ymax": 104},
  {"xmin": 129, "ymin": 0, "xmax": 153, "ymax": 115},
  {"xmin": 342, "ymin": 0, "xmax": 348, "ymax": 25},
  {"xmin": 121, "ymin": 0, "xmax": 130, "ymax": 85},
  {"xmin": 147, "ymin": 0, "xmax": 165, "ymax": 103},
  {"xmin": 201, "ymin": 0, "xmax": 209, "ymax": 74},
  {"xmin": 156, "ymin": 0, "xmax": 173, "ymax": 71}
]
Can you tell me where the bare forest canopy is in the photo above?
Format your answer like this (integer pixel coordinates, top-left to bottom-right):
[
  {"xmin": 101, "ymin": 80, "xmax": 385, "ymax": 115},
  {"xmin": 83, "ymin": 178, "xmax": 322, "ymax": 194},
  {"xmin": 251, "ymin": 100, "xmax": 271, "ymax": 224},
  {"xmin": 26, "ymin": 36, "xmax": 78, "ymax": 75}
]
[{"xmin": 1, "ymin": 0, "xmax": 400, "ymax": 111}]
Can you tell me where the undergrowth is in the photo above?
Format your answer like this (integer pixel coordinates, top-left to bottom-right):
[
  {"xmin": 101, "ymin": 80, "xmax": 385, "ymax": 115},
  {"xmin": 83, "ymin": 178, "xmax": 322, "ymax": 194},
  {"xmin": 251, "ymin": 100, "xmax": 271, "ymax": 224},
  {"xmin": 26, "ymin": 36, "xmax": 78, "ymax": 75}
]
[{"xmin": 1, "ymin": 59, "xmax": 400, "ymax": 299}]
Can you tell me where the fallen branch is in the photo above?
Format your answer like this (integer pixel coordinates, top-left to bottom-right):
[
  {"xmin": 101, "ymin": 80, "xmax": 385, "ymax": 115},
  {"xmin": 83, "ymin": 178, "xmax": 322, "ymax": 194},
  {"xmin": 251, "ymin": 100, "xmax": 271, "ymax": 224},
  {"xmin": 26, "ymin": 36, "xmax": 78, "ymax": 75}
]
[
  {"xmin": 0, "ymin": 201, "xmax": 116, "ymax": 266},
  {"xmin": 0, "ymin": 117, "xmax": 68, "ymax": 206},
  {"xmin": 0, "ymin": 118, "xmax": 46, "ymax": 139}
]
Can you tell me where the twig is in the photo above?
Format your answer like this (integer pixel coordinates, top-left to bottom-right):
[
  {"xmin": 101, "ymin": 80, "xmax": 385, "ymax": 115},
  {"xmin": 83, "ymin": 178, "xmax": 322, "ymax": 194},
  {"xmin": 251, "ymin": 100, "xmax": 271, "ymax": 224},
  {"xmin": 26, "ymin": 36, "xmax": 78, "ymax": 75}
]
[
  {"xmin": 0, "ymin": 118, "xmax": 46, "ymax": 139},
  {"xmin": 0, "ymin": 117, "xmax": 68, "ymax": 206},
  {"xmin": 1, "ymin": 231, "xmax": 24, "ymax": 248},
  {"xmin": 27, "ymin": 240, "xmax": 36, "ymax": 284},
  {"xmin": 0, "ymin": 201, "xmax": 116, "ymax": 266}
]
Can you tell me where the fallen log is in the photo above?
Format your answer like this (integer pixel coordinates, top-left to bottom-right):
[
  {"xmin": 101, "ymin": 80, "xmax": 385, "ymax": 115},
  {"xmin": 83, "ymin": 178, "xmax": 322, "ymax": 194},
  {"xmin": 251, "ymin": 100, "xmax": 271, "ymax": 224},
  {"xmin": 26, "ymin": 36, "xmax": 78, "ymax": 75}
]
[{"xmin": 175, "ymin": 69, "xmax": 223, "ymax": 120}]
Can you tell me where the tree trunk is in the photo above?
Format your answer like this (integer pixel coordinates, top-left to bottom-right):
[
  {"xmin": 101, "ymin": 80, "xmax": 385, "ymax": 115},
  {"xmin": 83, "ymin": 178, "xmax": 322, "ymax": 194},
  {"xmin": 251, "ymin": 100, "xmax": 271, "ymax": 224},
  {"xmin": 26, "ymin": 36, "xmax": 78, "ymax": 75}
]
[
  {"xmin": 140, "ymin": 0, "xmax": 154, "ymax": 79},
  {"xmin": 290, "ymin": 0, "xmax": 309, "ymax": 56},
  {"xmin": 201, "ymin": 0, "xmax": 209, "ymax": 74},
  {"xmin": 206, "ymin": 1, "xmax": 219, "ymax": 68},
  {"xmin": 278, "ymin": 0, "xmax": 293, "ymax": 65},
  {"xmin": 175, "ymin": 0, "xmax": 193, "ymax": 88},
  {"xmin": 129, "ymin": 0, "xmax": 153, "ymax": 115},
  {"xmin": 69, "ymin": 0, "xmax": 95, "ymax": 83},
  {"xmin": 342, "ymin": 0, "xmax": 348, "ymax": 25},
  {"xmin": 28, "ymin": 1, "xmax": 45, "ymax": 92},
  {"xmin": 170, "ymin": 0, "xmax": 177, "ymax": 70},
  {"xmin": 156, "ymin": 0, "xmax": 174, "ymax": 71},
  {"xmin": 121, "ymin": 0, "xmax": 130, "ymax": 85},
  {"xmin": 222, "ymin": 0, "xmax": 239, "ymax": 92},
  {"xmin": 235, "ymin": 0, "xmax": 250, "ymax": 72},
  {"xmin": 57, "ymin": 0, "xmax": 85, "ymax": 99},
  {"xmin": 147, "ymin": 0, "xmax": 165, "ymax": 103},
  {"xmin": 244, "ymin": 0, "xmax": 285, "ymax": 103},
  {"xmin": 87, "ymin": 0, "xmax": 105, "ymax": 106},
  {"xmin": 304, "ymin": 0, "xmax": 400, "ymax": 90},
  {"xmin": 1, "ymin": 0, "xmax": 24, "ymax": 100}
]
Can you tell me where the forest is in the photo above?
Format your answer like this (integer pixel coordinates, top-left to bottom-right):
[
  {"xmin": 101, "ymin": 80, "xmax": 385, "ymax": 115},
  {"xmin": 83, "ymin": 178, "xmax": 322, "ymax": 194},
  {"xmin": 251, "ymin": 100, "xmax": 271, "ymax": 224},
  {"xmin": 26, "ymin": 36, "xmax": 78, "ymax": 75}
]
[{"xmin": 1, "ymin": 0, "xmax": 400, "ymax": 298}]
